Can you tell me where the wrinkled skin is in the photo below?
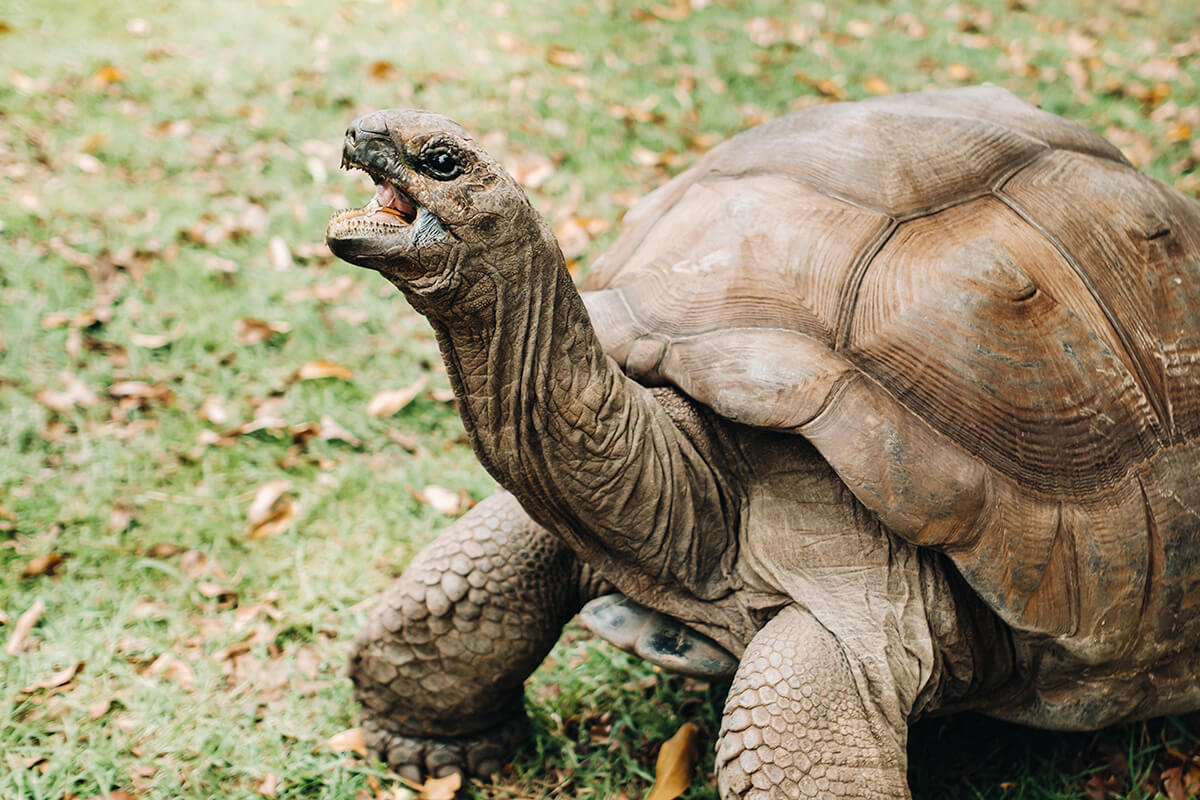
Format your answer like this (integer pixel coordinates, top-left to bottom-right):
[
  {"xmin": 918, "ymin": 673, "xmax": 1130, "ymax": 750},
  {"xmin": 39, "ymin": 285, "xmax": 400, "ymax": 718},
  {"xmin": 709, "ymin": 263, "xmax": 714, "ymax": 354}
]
[{"xmin": 325, "ymin": 105, "xmax": 1200, "ymax": 797}]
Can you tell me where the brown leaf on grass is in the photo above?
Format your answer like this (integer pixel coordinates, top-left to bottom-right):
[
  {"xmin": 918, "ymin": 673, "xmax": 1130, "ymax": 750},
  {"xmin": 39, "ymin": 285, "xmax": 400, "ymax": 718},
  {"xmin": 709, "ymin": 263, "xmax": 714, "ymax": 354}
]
[
  {"xmin": 644, "ymin": 722, "xmax": 700, "ymax": 800},
  {"xmin": 35, "ymin": 371, "xmax": 99, "ymax": 412},
  {"xmin": 5, "ymin": 597, "xmax": 45, "ymax": 655},
  {"xmin": 108, "ymin": 505, "xmax": 134, "ymax": 533},
  {"xmin": 411, "ymin": 485, "xmax": 465, "ymax": 516},
  {"xmin": 247, "ymin": 479, "xmax": 299, "ymax": 538},
  {"xmin": 109, "ymin": 381, "xmax": 171, "ymax": 401},
  {"xmin": 368, "ymin": 60, "xmax": 400, "ymax": 80},
  {"xmin": 546, "ymin": 45, "xmax": 585, "ymax": 69},
  {"xmin": 198, "ymin": 394, "xmax": 230, "ymax": 426},
  {"xmin": 793, "ymin": 70, "xmax": 846, "ymax": 100},
  {"xmin": 267, "ymin": 236, "xmax": 294, "ymax": 271},
  {"xmin": 367, "ymin": 375, "xmax": 429, "ymax": 417},
  {"xmin": 946, "ymin": 62, "xmax": 976, "ymax": 82},
  {"xmin": 129, "ymin": 322, "xmax": 184, "ymax": 349},
  {"xmin": 145, "ymin": 652, "xmax": 195, "ymax": 687},
  {"xmin": 506, "ymin": 151, "xmax": 555, "ymax": 189},
  {"xmin": 400, "ymin": 773, "xmax": 461, "ymax": 800},
  {"xmin": 91, "ymin": 64, "xmax": 127, "ymax": 86},
  {"xmin": 179, "ymin": 550, "xmax": 222, "ymax": 579},
  {"xmin": 1163, "ymin": 766, "xmax": 1188, "ymax": 800},
  {"xmin": 327, "ymin": 727, "xmax": 366, "ymax": 756},
  {"xmin": 317, "ymin": 414, "xmax": 361, "ymax": 446},
  {"xmin": 295, "ymin": 359, "xmax": 353, "ymax": 381},
  {"xmin": 1084, "ymin": 773, "xmax": 1119, "ymax": 800},
  {"xmin": 130, "ymin": 598, "xmax": 168, "ymax": 620},
  {"xmin": 331, "ymin": 307, "xmax": 369, "ymax": 326},
  {"xmin": 19, "ymin": 660, "xmax": 83, "ymax": 694},
  {"xmin": 83, "ymin": 792, "xmax": 142, "ymax": 800},
  {"xmin": 554, "ymin": 217, "xmax": 593, "ymax": 261},
  {"xmin": 195, "ymin": 581, "xmax": 237, "ymax": 604},
  {"xmin": 21, "ymin": 553, "xmax": 65, "ymax": 578},
  {"xmin": 257, "ymin": 773, "xmax": 279, "ymax": 798},
  {"xmin": 89, "ymin": 696, "xmax": 114, "ymax": 721},
  {"xmin": 1185, "ymin": 764, "xmax": 1200, "ymax": 797},
  {"xmin": 235, "ymin": 317, "xmax": 292, "ymax": 345},
  {"xmin": 1166, "ymin": 122, "xmax": 1192, "ymax": 144},
  {"xmin": 387, "ymin": 429, "xmax": 421, "ymax": 452},
  {"xmin": 864, "ymin": 76, "xmax": 891, "ymax": 95}
]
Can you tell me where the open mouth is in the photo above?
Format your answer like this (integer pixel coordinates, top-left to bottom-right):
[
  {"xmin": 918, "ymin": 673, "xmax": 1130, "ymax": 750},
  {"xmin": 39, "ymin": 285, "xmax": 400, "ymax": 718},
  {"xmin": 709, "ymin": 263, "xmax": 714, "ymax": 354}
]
[
  {"xmin": 366, "ymin": 175, "xmax": 418, "ymax": 225},
  {"xmin": 339, "ymin": 152, "xmax": 420, "ymax": 226},
  {"xmin": 327, "ymin": 151, "xmax": 449, "ymax": 258}
]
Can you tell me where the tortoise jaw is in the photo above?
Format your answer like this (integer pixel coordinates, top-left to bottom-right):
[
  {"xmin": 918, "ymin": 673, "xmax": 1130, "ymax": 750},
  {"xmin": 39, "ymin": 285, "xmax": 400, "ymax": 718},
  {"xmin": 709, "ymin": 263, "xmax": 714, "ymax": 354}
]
[{"xmin": 325, "ymin": 160, "xmax": 448, "ymax": 268}]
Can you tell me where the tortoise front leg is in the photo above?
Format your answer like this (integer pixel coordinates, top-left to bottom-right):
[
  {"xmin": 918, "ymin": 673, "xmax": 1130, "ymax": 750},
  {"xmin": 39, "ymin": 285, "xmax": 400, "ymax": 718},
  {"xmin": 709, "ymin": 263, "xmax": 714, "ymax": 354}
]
[
  {"xmin": 349, "ymin": 491, "xmax": 606, "ymax": 781},
  {"xmin": 716, "ymin": 605, "xmax": 911, "ymax": 799}
]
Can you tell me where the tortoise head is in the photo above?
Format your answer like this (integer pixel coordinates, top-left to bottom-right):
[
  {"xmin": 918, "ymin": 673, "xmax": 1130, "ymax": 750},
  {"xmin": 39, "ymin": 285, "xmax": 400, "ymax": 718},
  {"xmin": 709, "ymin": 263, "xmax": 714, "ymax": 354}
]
[{"xmin": 325, "ymin": 109, "xmax": 541, "ymax": 315}]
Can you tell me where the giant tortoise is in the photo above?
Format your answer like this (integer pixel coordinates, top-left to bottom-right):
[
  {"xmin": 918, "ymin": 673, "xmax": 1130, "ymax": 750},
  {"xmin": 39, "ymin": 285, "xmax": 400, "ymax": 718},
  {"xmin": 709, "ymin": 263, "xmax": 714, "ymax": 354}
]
[{"xmin": 324, "ymin": 86, "xmax": 1200, "ymax": 798}]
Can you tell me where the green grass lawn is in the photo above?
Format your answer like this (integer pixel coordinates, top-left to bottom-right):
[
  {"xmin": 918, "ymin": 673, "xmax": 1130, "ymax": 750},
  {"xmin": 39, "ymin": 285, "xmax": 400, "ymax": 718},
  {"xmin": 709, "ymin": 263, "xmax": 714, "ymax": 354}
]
[{"xmin": 2, "ymin": 0, "xmax": 1198, "ymax": 798}]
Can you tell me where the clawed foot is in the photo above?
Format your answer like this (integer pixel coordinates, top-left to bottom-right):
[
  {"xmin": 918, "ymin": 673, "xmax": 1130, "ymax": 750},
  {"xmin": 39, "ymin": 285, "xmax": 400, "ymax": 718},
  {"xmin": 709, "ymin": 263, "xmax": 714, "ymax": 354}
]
[{"xmin": 362, "ymin": 712, "xmax": 532, "ymax": 783}]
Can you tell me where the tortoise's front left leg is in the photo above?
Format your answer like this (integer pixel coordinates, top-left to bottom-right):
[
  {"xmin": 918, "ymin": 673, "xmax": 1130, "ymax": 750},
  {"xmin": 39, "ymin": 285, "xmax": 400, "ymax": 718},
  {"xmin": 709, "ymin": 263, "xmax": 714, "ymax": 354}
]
[
  {"xmin": 716, "ymin": 605, "xmax": 912, "ymax": 799},
  {"xmin": 350, "ymin": 491, "xmax": 608, "ymax": 781}
]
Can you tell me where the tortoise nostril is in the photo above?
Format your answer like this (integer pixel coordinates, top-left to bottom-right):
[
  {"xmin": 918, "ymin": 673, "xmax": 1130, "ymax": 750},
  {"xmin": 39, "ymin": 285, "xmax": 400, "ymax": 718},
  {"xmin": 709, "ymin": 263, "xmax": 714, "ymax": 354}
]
[{"xmin": 346, "ymin": 127, "xmax": 357, "ymax": 146}]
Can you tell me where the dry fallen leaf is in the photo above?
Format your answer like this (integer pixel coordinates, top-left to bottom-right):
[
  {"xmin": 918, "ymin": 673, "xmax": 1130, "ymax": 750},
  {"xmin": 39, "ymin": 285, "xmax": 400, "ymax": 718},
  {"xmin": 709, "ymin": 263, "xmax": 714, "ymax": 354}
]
[
  {"xmin": 946, "ymin": 62, "xmax": 976, "ymax": 82},
  {"xmin": 20, "ymin": 660, "xmax": 84, "ymax": 694},
  {"xmin": 129, "ymin": 323, "xmax": 184, "ymax": 349},
  {"xmin": 554, "ymin": 217, "xmax": 592, "ymax": 261},
  {"xmin": 327, "ymin": 727, "xmax": 367, "ymax": 756},
  {"xmin": 35, "ymin": 372, "xmax": 99, "ymax": 412},
  {"xmin": 91, "ymin": 64, "xmax": 127, "ymax": 86},
  {"xmin": 367, "ymin": 375, "xmax": 429, "ymax": 417},
  {"xmin": 199, "ymin": 394, "xmax": 230, "ymax": 426},
  {"xmin": 413, "ymin": 485, "xmax": 464, "ymax": 516},
  {"xmin": 864, "ymin": 76, "xmax": 892, "ymax": 95},
  {"xmin": 401, "ymin": 773, "xmax": 461, "ymax": 800},
  {"xmin": 644, "ymin": 722, "xmax": 700, "ymax": 800},
  {"xmin": 246, "ymin": 479, "xmax": 299, "ymax": 539},
  {"xmin": 89, "ymin": 697, "xmax": 114, "ymax": 721},
  {"xmin": 267, "ymin": 236, "xmax": 294, "ymax": 271},
  {"xmin": 109, "ymin": 381, "xmax": 171, "ymax": 401},
  {"xmin": 108, "ymin": 505, "xmax": 134, "ymax": 533},
  {"xmin": 506, "ymin": 151, "xmax": 555, "ymax": 189},
  {"xmin": 5, "ymin": 597, "xmax": 45, "ymax": 655},
  {"xmin": 546, "ymin": 44, "xmax": 585, "ymax": 69},
  {"xmin": 22, "ymin": 553, "xmax": 65, "ymax": 578},
  {"xmin": 317, "ymin": 414, "xmax": 360, "ymax": 446},
  {"xmin": 257, "ymin": 773, "xmax": 279, "ymax": 798},
  {"xmin": 235, "ymin": 317, "xmax": 292, "ymax": 345},
  {"xmin": 295, "ymin": 359, "xmax": 353, "ymax": 381},
  {"xmin": 145, "ymin": 652, "xmax": 195, "ymax": 687}
]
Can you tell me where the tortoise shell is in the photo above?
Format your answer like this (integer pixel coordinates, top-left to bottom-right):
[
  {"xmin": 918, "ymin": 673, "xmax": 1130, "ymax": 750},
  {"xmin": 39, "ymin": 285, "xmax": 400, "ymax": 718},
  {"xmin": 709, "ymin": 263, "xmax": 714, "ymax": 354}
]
[{"xmin": 581, "ymin": 87, "xmax": 1200, "ymax": 679}]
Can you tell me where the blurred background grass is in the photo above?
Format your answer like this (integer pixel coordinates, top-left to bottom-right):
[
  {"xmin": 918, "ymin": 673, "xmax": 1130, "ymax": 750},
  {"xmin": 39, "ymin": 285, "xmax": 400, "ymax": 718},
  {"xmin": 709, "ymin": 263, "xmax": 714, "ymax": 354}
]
[{"xmin": 2, "ymin": 1, "xmax": 1198, "ymax": 798}]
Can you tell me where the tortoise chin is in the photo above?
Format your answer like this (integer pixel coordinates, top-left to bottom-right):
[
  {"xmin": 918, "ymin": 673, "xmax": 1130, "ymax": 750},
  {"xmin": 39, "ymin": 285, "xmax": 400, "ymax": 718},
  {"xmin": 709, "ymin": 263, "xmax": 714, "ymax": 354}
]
[{"xmin": 325, "ymin": 204, "xmax": 448, "ymax": 270}]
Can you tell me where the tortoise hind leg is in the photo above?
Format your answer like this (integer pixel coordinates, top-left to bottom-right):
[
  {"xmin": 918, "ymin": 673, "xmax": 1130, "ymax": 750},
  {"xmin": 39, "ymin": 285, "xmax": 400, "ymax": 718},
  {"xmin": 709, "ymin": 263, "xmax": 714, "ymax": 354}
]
[
  {"xmin": 350, "ymin": 491, "xmax": 604, "ymax": 781},
  {"xmin": 716, "ymin": 605, "xmax": 911, "ymax": 799}
]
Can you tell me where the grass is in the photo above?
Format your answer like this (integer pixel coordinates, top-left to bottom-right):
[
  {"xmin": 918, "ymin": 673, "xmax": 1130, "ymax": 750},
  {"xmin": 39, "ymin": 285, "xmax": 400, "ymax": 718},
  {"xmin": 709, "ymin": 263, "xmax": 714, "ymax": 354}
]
[{"xmin": 2, "ymin": 0, "xmax": 1198, "ymax": 798}]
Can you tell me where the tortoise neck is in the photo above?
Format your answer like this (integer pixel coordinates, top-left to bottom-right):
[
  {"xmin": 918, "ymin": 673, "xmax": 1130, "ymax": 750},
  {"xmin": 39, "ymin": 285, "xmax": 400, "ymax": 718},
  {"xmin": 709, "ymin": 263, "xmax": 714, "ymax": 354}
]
[{"xmin": 428, "ymin": 220, "xmax": 623, "ymax": 545}]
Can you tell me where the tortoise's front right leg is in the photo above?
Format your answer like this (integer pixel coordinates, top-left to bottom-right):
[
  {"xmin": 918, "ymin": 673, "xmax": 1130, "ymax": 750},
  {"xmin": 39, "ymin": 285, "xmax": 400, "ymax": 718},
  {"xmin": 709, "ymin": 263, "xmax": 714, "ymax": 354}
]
[{"xmin": 350, "ymin": 491, "xmax": 606, "ymax": 781}]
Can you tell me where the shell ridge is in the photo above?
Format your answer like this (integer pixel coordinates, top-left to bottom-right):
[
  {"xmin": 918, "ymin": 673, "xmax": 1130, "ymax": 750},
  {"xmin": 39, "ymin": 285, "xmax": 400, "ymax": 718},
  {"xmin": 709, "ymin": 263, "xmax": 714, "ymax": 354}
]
[
  {"xmin": 994, "ymin": 188, "xmax": 1171, "ymax": 443},
  {"xmin": 1133, "ymin": 474, "xmax": 1160, "ymax": 656},
  {"xmin": 834, "ymin": 219, "xmax": 900, "ymax": 351}
]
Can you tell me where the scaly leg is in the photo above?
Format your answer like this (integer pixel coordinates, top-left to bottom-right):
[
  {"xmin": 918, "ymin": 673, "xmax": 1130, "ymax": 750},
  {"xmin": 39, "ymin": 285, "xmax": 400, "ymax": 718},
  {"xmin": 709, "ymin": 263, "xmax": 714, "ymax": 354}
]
[
  {"xmin": 349, "ymin": 491, "xmax": 607, "ymax": 781},
  {"xmin": 716, "ymin": 605, "xmax": 911, "ymax": 799}
]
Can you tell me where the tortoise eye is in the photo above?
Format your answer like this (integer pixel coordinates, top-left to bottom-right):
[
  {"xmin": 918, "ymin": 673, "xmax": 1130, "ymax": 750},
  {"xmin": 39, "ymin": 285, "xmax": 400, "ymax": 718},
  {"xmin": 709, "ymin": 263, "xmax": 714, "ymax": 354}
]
[{"xmin": 422, "ymin": 146, "xmax": 463, "ymax": 180}]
